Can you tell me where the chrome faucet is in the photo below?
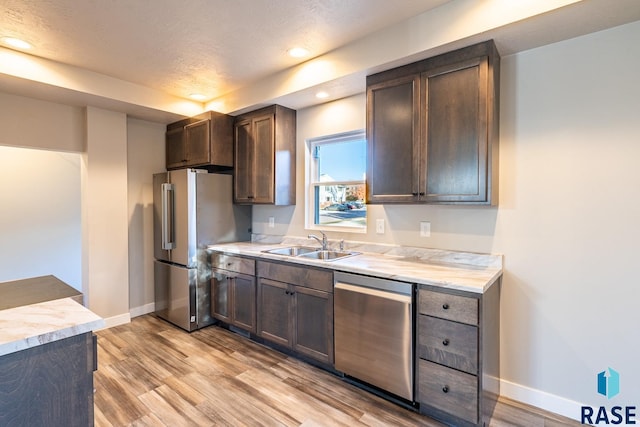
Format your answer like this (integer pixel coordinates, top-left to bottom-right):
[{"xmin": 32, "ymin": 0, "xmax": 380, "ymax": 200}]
[{"xmin": 308, "ymin": 231, "xmax": 328, "ymax": 251}]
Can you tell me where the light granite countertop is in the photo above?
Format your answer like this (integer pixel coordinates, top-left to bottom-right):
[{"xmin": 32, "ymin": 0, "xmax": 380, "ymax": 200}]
[
  {"xmin": 0, "ymin": 297, "xmax": 104, "ymax": 357},
  {"xmin": 208, "ymin": 236, "xmax": 503, "ymax": 294}
]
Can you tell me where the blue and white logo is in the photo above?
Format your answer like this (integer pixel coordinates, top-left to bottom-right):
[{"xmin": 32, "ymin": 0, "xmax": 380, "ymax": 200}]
[
  {"xmin": 581, "ymin": 367, "xmax": 636, "ymax": 424},
  {"xmin": 597, "ymin": 367, "xmax": 620, "ymax": 399}
]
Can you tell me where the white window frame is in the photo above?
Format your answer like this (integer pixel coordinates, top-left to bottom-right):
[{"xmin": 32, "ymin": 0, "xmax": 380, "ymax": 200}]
[{"xmin": 305, "ymin": 129, "xmax": 366, "ymax": 233}]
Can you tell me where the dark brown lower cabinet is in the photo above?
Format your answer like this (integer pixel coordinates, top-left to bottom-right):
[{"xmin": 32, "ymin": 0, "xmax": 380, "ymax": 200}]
[
  {"xmin": 256, "ymin": 278, "xmax": 293, "ymax": 347},
  {"xmin": 293, "ymin": 286, "xmax": 333, "ymax": 362},
  {"xmin": 417, "ymin": 281, "xmax": 501, "ymax": 426},
  {"xmin": 0, "ymin": 332, "xmax": 97, "ymax": 427},
  {"xmin": 257, "ymin": 261, "xmax": 334, "ymax": 365},
  {"xmin": 210, "ymin": 253, "xmax": 257, "ymax": 333},
  {"xmin": 211, "ymin": 270, "xmax": 256, "ymax": 333}
]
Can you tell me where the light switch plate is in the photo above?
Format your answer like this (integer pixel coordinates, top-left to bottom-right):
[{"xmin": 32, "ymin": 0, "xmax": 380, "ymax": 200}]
[
  {"xmin": 268, "ymin": 217, "xmax": 275, "ymax": 228},
  {"xmin": 420, "ymin": 221, "xmax": 431, "ymax": 237},
  {"xmin": 376, "ymin": 219, "xmax": 385, "ymax": 234}
]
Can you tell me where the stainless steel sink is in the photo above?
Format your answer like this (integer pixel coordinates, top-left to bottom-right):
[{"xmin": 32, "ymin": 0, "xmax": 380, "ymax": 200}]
[
  {"xmin": 298, "ymin": 250, "xmax": 360, "ymax": 261},
  {"xmin": 262, "ymin": 246, "xmax": 318, "ymax": 256},
  {"xmin": 262, "ymin": 246, "xmax": 360, "ymax": 261}
]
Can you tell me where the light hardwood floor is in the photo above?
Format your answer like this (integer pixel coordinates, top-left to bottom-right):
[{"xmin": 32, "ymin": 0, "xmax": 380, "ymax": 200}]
[{"xmin": 94, "ymin": 315, "xmax": 583, "ymax": 427}]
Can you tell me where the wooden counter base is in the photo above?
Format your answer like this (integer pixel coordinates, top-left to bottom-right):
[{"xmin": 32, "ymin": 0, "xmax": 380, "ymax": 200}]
[{"xmin": 0, "ymin": 332, "xmax": 97, "ymax": 427}]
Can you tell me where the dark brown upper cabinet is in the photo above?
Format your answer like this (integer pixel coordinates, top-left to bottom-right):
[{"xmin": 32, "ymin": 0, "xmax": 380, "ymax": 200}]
[
  {"xmin": 366, "ymin": 40, "xmax": 500, "ymax": 205},
  {"xmin": 233, "ymin": 105, "xmax": 296, "ymax": 205},
  {"xmin": 166, "ymin": 111, "xmax": 234, "ymax": 171}
]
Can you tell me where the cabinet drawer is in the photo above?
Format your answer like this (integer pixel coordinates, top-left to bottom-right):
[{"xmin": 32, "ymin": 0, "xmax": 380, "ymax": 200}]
[
  {"xmin": 211, "ymin": 253, "xmax": 255, "ymax": 275},
  {"xmin": 257, "ymin": 261, "xmax": 332, "ymax": 293},
  {"xmin": 419, "ymin": 289, "xmax": 478, "ymax": 325},
  {"xmin": 419, "ymin": 359, "xmax": 478, "ymax": 424},
  {"xmin": 418, "ymin": 315, "xmax": 478, "ymax": 374}
]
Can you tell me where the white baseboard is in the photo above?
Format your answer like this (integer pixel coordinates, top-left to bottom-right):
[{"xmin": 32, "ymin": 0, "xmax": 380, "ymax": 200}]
[
  {"xmin": 93, "ymin": 303, "xmax": 153, "ymax": 331},
  {"xmin": 96, "ymin": 312, "xmax": 131, "ymax": 330},
  {"xmin": 499, "ymin": 378, "xmax": 585, "ymax": 422},
  {"xmin": 130, "ymin": 302, "xmax": 155, "ymax": 318}
]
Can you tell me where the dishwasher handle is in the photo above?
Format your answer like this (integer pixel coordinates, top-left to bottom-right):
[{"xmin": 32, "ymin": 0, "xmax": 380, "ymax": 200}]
[{"xmin": 335, "ymin": 281, "xmax": 412, "ymax": 303}]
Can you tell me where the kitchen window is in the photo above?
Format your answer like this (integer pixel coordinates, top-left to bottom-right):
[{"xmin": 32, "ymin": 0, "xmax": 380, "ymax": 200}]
[{"xmin": 306, "ymin": 130, "xmax": 366, "ymax": 232}]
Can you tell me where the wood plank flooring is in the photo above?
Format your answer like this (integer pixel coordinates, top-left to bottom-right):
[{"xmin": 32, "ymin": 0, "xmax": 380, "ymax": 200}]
[{"xmin": 94, "ymin": 315, "xmax": 583, "ymax": 427}]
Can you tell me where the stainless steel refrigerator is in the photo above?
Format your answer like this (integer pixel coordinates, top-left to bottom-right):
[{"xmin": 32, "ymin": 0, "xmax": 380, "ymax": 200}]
[{"xmin": 153, "ymin": 169, "xmax": 251, "ymax": 331}]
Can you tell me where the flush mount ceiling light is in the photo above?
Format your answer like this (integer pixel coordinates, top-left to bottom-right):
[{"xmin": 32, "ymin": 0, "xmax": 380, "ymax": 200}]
[
  {"xmin": 287, "ymin": 47, "xmax": 309, "ymax": 58},
  {"xmin": 189, "ymin": 93, "xmax": 208, "ymax": 101},
  {"xmin": 315, "ymin": 91, "xmax": 329, "ymax": 99},
  {"xmin": 1, "ymin": 37, "xmax": 32, "ymax": 50}
]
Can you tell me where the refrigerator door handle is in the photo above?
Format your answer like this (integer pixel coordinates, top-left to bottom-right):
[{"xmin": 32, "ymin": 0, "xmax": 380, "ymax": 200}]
[{"xmin": 161, "ymin": 183, "xmax": 176, "ymax": 250}]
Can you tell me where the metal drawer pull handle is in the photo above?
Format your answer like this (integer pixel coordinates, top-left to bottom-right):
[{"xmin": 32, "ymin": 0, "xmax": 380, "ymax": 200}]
[
  {"xmin": 442, "ymin": 386, "xmax": 449, "ymax": 393},
  {"xmin": 442, "ymin": 303, "xmax": 449, "ymax": 310},
  {"xmin": 442, "ymin": 339, "xmax": 450, "ymax": 346}
]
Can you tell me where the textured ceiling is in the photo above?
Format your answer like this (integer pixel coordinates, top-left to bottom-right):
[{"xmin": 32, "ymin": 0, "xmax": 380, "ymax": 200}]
[
  {"xmin": 3, "ymin": 0, "xmax": 640, "ymax": 122},
  {"xmin": 0, "ymin": 0, "xmax": 450, "ymax": 102}
]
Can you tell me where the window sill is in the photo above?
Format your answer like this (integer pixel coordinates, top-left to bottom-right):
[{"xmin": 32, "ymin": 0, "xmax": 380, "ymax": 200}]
[{"xmin": 305, "ymin": 224, "xmax": 367, "ymax": 234}]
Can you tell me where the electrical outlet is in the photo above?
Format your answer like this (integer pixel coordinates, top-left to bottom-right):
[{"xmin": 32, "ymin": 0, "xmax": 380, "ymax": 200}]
[
  {"xmin": 420, "ymin": 221, "xmax": 431, "ymax": 237},
  {"xmin": 268, "ymin": 217, "xmax": 275, "ymax": 228},
  {"xmin": 376, "ymin": 219, "xmax": 385, "ymax": 234}
]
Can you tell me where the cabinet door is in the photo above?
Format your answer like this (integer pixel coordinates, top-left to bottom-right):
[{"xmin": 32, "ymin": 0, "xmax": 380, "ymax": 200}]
[
  {"xmin": 251, "ymin": 113, "xmax": 275, "ymax": 203},
  {"xmin": 0, "ymin": 333, "xmax": 95, "ymax": 426},
  {"xmin": 257, "ymin": 278, "xmax": 292, "ymax": 347},
  {"xmin": 211, "ymin": 270, "xmax": 231, "ymax": 323},
  {"xmin": 231, "ymin": 273, "xmax": 256, "ymax": 333},
  {"xmin": 185, "ymin": 119, "xmax": 211, "ymax": 166},
  {"xmin": 166, "ymin": 126, "xmax": 186, "ymax": 170},
  {"xmin": 233, "ymin": 105, "xmax": 295, "ymax": 205},
  {"xmin": 422, "ymin": 56, "xmax": 489, "ymax": 203},
  {"xmin": 366, "ymin": 74, "xmax": 421, "ymax": 203},
  {"xmin": 234, "ymin": 119, "xmax": 254, "ymax": 203},
  {"xmin": 293, "ymin": 286, "xmax": 333, "ymax": 364}
]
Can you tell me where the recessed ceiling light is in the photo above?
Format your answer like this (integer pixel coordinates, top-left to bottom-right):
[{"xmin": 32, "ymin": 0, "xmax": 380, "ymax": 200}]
[
  {"xmin": 2, "ymin": 37, "xmax": 32, "ymax": 50},
  {"xmin": 288, "ymin": 47, "xmax": 309, "ymax": 58},
  {"xmin": 315, "ymin": 91, "xmax": 329, "ymax": 99},
  {"xmin": 189, "ymin": 93, "xmax": 207, "ymax": 101}
]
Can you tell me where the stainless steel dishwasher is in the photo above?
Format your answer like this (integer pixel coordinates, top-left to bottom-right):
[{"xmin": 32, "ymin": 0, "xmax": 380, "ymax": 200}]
[{"xmin": 334, "ymin": 271, "xmax": 414, "ymax": 401}]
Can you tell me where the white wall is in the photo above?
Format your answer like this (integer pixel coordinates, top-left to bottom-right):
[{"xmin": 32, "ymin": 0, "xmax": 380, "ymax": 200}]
[
  {"xmin": 0, "ymin": 94, "xmax": 85, "ymax": 291},
  {"xmin": 82, "ymin": 107, "xmax": 130, "ymax": 325},
  {"xmin": 0, "ymin": 97, "xmax": 133, "ymax": 323},
  {"xmin": 127, "ymin": 118, "xmax": 165, "ymax": 316},
  {"xmin": 253, "ymin": 20, "xmax": 640, "ymax": 418},
  {"xmin": 0, "ymin": 92, "xmax": 163, "ymax": 323},
  {"xmin": 0, "ymin": 146, "xmax": 82, "ymax": 290},
  {"xmin": 493, "ymin": 20, "xmax": 640, "ymax": 412},
  {"xmin": 0, "ymin": 92, "xmax": 85, "ymax": 152}
]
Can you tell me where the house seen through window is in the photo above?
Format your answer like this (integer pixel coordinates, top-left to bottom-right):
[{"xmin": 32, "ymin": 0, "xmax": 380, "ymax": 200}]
[{"xmin": 306, "ymin": 130, "xmax": 366, "ymax": 231}]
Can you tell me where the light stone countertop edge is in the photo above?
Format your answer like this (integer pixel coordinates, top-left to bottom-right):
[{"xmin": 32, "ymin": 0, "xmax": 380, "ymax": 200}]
[
  {"xmin": 0, "ymin": 297, "xmax": 105, "ymax": 357},
  {"xmin": 208, "ymin": 241, "xmax": 503, "ymax": 294}
]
